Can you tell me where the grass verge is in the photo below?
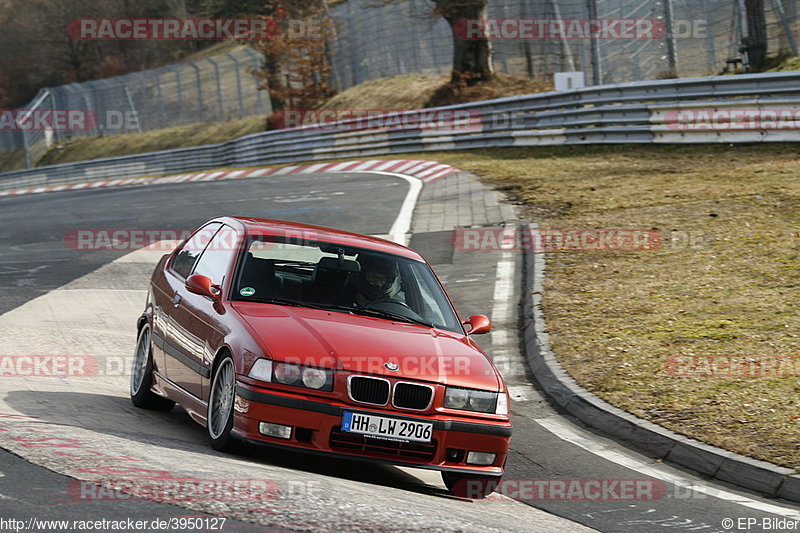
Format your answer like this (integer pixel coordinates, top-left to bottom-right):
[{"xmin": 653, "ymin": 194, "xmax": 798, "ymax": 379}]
[
  {"xmin": 416, "ymin": 145, "xmax": 800, "ymax": 470},
  {"xmin": 36, "ymin": 116, "xmax": 265, "ymax": 168}
]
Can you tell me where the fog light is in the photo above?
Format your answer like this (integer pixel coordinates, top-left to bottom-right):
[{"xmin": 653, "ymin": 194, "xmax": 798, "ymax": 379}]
[
  {"xmin": 466, "ymin": 451, "xmax": 496, "ymax": 466},
  {"xmin": 259, "ymin": 422, "xmax": 292, "ymax": 439}
]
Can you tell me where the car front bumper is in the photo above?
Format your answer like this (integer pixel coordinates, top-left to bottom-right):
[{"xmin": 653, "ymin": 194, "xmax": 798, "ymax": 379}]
[{"xmin": 233, "ymin": 381, "xmax": 511, "ymax": 476}]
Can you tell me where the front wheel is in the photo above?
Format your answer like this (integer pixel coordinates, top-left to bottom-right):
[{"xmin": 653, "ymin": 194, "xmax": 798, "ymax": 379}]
[
  {"xmin": 207, "ymin": 354, "xmax": 240, "ymax": 452},
  {"xmin": 130, "ymin": 324, "xmax": 175, "ymax": 411},
  {"xmin": 442, "ymin": 471, "xmax": 500, "ymax": 499}
]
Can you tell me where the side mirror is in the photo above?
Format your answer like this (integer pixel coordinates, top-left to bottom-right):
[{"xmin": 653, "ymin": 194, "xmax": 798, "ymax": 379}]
[
  {"xmin": 186, "ymin": 274, "xmax": 221, "ymax": 301},
  {"xmin": 463, "ymin": 314, "xmax": 491, "ymax": 335}
]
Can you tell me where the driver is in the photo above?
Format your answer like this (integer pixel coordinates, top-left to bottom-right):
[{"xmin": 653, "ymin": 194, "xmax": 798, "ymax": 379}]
[{"xmin": 347, "ymin": 253, "xmax": 399, "ymax": 307}]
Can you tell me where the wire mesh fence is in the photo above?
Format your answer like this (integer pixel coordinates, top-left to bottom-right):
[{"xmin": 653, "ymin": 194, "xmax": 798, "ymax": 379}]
[
  {"xmin": 2, "ymin": 47, "xmax": 271, "ymax": 168},
  {"xmin": 328, "ymin": 0, "xmax": 800, "ymax": 89},
  {"xmin": 2, "ymin": 0, "xmax": 799, "ymax": 169}
]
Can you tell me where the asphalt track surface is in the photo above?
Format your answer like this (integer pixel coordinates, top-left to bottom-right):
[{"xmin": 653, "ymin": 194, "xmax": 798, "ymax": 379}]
[{"xmin": 0, "ymin": 171, "xmax": 797, "ymax": 532}]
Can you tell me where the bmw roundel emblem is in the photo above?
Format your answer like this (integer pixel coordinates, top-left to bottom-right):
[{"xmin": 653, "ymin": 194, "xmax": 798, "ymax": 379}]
[{"xmin": 385, "ymin": 362, "xmax": 399, "ymax": 371}]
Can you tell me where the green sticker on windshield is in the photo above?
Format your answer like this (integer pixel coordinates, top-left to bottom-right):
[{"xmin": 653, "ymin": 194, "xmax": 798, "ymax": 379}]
[{"xmin": 240, "ymin": 287, "xmax": 256, "ymax": 297}]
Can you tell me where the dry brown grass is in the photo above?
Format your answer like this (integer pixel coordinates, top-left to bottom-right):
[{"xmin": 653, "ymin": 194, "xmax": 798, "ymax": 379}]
[
  {"xmin": 321, "ymin": 73, "xmax": 552, "ymax": 110},
  {"xmin": 413, "ymin": 145, "xmax": 800, "ymax": 469},
  {"xmin": 0, "ymin": 149, "xmax": 25, "ymax": 172},
  {"xmin": 36, "ymin": 116, "xmax": 265, "ymax": 167},
  {"xmin": 320, "ymin": 74, "xmax": 449, "ymax": 111}
]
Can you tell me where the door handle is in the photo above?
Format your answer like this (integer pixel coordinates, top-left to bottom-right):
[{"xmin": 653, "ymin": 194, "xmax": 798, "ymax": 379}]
[{"xmin": 172, "ymin": 294, "xmax": 182, "ymax": 306}]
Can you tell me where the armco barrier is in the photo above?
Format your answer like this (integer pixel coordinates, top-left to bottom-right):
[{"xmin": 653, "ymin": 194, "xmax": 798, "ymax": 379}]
[{"xmin": 2, "ymin": 71, "xmax": 800, "ymax": 191}]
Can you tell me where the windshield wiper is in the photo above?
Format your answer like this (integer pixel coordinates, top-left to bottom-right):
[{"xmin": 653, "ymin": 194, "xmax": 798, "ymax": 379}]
[
  {"xmin": 243, "ymin": 297, "xmax": 329, "ymax": 311},
  {"xmin": 350, "ymin": 307, "xmax": 435, "ymax": 328},
  {"xmin": 240, "ymin": 298, "xmax": 435, "ymax": 328}
]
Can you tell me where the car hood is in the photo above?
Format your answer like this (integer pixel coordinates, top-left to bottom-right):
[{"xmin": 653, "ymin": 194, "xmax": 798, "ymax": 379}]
[{"xmin": 231, "ymin": 302, "xmax": 501, "ymax": 391}]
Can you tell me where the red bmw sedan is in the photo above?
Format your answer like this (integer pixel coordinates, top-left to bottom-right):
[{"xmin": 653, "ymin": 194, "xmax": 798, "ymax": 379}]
[{"xmin": 131, "ymin": 216, "xmax": 511, "ymax": 498}]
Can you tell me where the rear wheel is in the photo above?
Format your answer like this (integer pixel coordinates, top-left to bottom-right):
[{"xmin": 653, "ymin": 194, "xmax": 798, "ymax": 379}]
[
  {"xmin": 130, "ymin": 324, "xmax": 175, "ymax": 411},
  {"xmin": 207, "ymin": 354, "xmax": 240, "ymax": 452},
  {"xmin": 442, "ymin": 471, "xmax": 500, "ymax": 499}
]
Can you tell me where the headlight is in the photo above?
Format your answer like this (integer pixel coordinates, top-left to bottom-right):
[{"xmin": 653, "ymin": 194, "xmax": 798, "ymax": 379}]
[
  {"xmin": 302, "ymin": 367, "xmax": 328, "ymax": 389},
  {"xmin": 273, "ymin": 362, "xmax": 302, "ymax": 385},
  {"xmin": 444, "ymin": 387, "xmax": 505, "ymax": 414},
  {"xmin": 247, "ymin": 359, "xmax": 333, "ymax": 392}
]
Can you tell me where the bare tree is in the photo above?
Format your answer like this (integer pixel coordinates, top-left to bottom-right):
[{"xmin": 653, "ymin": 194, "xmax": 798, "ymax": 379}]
[
  {"xmin": 433, "ymin": 0, "xmax": 493, "ymax": 85},
  {"xmin": 249, "ymin": 0, "xmax": 336, "ymax": 113}
]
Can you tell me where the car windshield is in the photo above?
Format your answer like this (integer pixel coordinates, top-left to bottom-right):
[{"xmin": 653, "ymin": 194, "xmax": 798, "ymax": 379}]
[{"xmin": 232, "ymin": 235, "xmax": 463, "ymax": 333}]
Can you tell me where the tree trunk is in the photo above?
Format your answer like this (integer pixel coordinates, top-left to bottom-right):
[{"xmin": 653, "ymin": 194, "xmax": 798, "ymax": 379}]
[
  {"xmin": 435, "ymin": 0, "xmax": 493, "ymax": 85},
  {"xmin": 744, "ymin": 0, "xmax": 767, "ymax": 69}
]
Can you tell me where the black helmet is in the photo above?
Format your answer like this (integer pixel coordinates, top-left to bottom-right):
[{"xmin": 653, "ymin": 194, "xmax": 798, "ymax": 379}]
[{"xmin": 355, "ymin": 254, "xmax": 398, "ymax": 301}]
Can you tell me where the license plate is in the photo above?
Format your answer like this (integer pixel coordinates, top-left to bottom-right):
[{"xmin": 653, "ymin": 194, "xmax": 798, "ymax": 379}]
[{"xmin": 341, "ymin": 412, "xmax": 433, "ymax": 443}]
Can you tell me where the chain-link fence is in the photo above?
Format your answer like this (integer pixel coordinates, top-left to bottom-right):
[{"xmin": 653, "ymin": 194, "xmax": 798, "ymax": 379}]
[
  {"xmin": 328, "ymin": 0, "xmax": 800, "ymax": 90},
  {"xmin": 2, "ymin": 1, "xmax": 799, "ymax": 170},
  {"xmin": 2, "ymin": 47, "xmax": 271, "ymax": 169}
]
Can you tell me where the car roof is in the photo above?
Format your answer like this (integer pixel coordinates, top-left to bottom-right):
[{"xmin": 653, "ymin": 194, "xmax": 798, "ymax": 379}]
[{"xmin": 220, "ymin": 216, "xmax": 425, "ymax": 261}]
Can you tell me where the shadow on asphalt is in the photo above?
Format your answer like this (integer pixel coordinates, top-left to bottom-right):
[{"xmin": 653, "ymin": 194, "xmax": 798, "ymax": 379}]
[{"xmin": 4, "ymin": 390, "xmax": 457, "ymax": 501}]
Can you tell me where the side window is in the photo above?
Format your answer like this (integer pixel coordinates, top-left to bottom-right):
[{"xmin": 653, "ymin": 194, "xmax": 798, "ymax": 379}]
[
  {"xmin": 191, "ymin": 225, "xmax": 238, "ymax": 284},
  {"xmin": 172, "ymin": 223, "xmax": 221, "ymax": 279}
]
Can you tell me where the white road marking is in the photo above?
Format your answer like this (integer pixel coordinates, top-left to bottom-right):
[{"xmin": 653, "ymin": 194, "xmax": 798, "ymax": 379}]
[
  {"xmin": 364, "ymin": 171, "xmax": 423, "ymax": 246},
  {"xmin": 537, "ymin": 415, "xmax": 800, "ymax": 520},
  {"xmin": 490, "ymin": 253, "xmax": 531, "ymax": 385}
]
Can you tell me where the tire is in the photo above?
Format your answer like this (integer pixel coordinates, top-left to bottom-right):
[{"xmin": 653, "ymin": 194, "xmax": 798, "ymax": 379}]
[
  {"xmin": 207, "ymin": 354, "xmax": 240, "ymax": 452},
  {"xmin": 442, "ymin": 471, "xmax": 500, "ymax": 499},
  {"xmin": 130, "ymin": 324, "xmax": 175, "ymax": 411}
]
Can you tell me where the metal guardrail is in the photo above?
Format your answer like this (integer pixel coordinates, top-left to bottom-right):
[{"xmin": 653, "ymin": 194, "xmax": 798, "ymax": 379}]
[{"xmin": 2, "ymin": 71, "xmax": 800, "ymax": 191}]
